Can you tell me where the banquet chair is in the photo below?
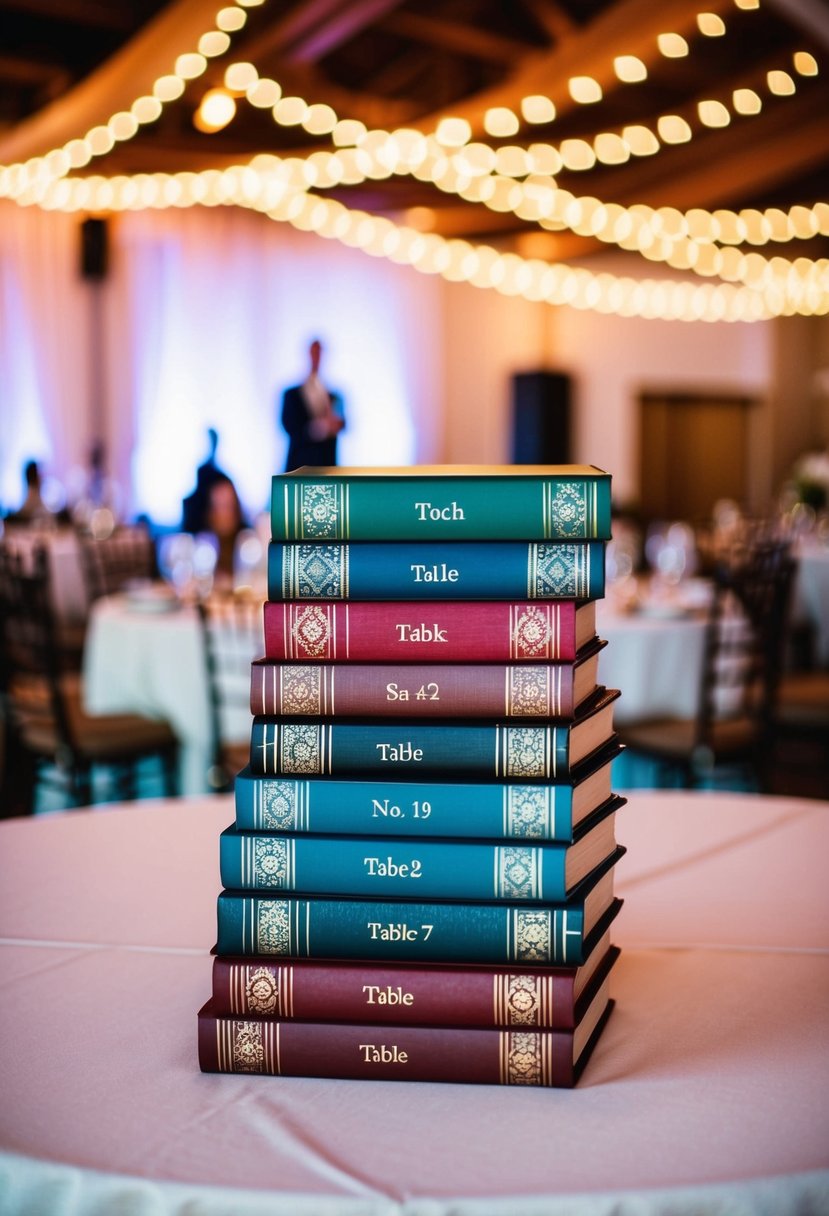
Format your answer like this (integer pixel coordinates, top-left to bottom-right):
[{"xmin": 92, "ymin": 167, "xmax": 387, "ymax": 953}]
[
  {"xmin": 618, "ymin": 537, "xmax": 795, "ymax": 790},
  {"xmin": 0, "ymin": 545, "xmax": 179, "ymax": 814},
  {"xmin": 198, "ymin": 595, "xmax": 262, "ymax": 793},
  {"xmin": 80, "ymin": 523, "xmax": 158, "ymax": 601}
]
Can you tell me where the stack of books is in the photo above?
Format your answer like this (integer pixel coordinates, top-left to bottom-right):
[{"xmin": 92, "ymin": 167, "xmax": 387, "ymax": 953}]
[{"xmin": 198, "ymin": 465, "xmax": 624, "ymax": 1087}]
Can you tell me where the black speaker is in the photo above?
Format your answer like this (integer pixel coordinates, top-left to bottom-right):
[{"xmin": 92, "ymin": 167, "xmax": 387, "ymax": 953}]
[
  {"xmin": 511, "ymin": 371, "xmax": 570, "ymax": 464},
  {"xmin": 80, "ymin": 217, "xmax": 109, "ymax": 279}
]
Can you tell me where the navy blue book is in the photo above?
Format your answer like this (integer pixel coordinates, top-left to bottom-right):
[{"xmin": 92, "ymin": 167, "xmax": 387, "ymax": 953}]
[
  {"xmin": 219, "ymin": 799, "xmax": 621, "ymax": 902},
  {"xmin": 216, "ymin": 849, "xmax": 624, "ymax": 967},
  {"xmin": 249, "ymin": 689, "xmax": 619, "ymax": 780},
  {"xmin": 267, "ymin": 540, "xmax": 606, "ymax": 601}
]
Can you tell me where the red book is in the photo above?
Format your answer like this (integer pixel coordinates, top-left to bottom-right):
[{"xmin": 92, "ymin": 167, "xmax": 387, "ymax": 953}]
[
  {"xmin": 263, "ymin": 599, "xmax": 597, "ymax": 663},
  {"xmin": 211, "ymin": 935, "xmax": 618, "ymax": 1030},
  {"xmin": 249, "ymin": 645, "xmax": 604, "ymax": 720},
  {"xmin": 197, "ymin": 969, "xmax": 615, "ymax": 1088}
]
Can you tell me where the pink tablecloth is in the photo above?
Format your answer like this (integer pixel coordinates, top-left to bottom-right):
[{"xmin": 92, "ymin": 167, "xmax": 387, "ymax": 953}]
[{"xmin": 0, "ymin": 791, "xmax": 827, "ymax": 1215}]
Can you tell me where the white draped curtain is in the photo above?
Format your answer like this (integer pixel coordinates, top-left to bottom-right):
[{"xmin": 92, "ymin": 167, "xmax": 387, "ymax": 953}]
[{"xmin": 0, "ymin": 200, "xmax": 441, "ymax": 523}]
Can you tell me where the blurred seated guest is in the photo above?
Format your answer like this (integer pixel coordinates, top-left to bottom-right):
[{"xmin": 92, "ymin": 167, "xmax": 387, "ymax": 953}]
[
  {"xmin": 4, "ymin": 460, "xmax": 68, "ymax": 526},
  {"xmin": 205, "ymin": 473, "xmax": 248, "ymax": 582},
  {"xmin": 280, "ymin": 338, "xmax": 345, "ymax": 471},
  {"xmin": 182, "ymin": 427, "xmax": 228, "ymax": 534}
]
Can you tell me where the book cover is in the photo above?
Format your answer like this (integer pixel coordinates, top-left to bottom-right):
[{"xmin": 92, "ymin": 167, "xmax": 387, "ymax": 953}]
[
  {"xmin": 267, "ymin": 540, "xmax": 606, "ymax": 602},
  {"xmin": 198, "ymin": 974, "xmax": 616, "ymax": 1087},
  {"xmin": 270, "ymin": 465, "xmax": 612, "ymax": 542},
  {"xmin": 210, "ymin": 936, "xmax": 620, "ymax": 1029},
  {"xmin": 263, "ymin": 598, "xmax": 597, "ymax": 662},
  {"xmin": 234, "ymin": 743, "xmax": 622, "ymax": 841},
  {"xmin": 215, "ymin": 849, "xmax": 624, "ymax": 966},
  {"xmin": 249, "ymin": 644, "xmax": 605, "ymax": 721},
  {"xmin": 219, "ymin": 800, "xmax": 621, "ymax": 902},
  {"xmin": 249, "ymin": 689, "xmax": 620, "ymax": 779}
]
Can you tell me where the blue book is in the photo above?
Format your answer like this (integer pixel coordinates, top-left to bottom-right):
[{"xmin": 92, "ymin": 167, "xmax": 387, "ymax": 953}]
[
  {"xmin": 267, "ymin": 540, "xmax": 605, "ymax": 601},
  {"xmin": 216, "ymin": 850, "xmax": 624, "ymax": 966},
  {"xmin": 233, "ymin": 744, "xmax": 621, "ymax": 841},
  {"xmin": 219, "ymin": 800, "xmax": 621, "ymax": 902},
  {"xmin": 249, "ymin": 689, "xmax": 619, "ymax": 780}
]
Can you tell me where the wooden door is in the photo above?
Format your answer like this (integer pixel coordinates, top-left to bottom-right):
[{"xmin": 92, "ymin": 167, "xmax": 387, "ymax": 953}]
[{"xmin": 639, "ymin": 392, "xmax": 755, "ymax": 525}]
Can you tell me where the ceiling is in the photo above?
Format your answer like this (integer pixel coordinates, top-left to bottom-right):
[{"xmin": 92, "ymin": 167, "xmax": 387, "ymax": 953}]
[{"xmin": 1, "ymin": 0, "xmax": 828, "ymax": 260}]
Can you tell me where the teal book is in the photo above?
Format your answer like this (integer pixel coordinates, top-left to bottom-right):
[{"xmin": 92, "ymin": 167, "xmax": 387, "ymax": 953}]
[
  {"xmin": 267, "ymin": 540, "xmax": 606, "ymax": 601},
  {"xmin": 249, "ymin": 689, "xmax": 619, "ymax": 780},
  {"xmin": 216, "ymin": 849, "xmax": 624, "ymax": 966},
  {"xmin": 234, "ymin": 744, "xmax": 621, "ymax": 840},
  {"xmin": 219, "ymin": 800, "xmax": 621, "ymax": 902},
  {"xmin": 271, "ymin": 465, "xmax": 612, "ymax": 541}
]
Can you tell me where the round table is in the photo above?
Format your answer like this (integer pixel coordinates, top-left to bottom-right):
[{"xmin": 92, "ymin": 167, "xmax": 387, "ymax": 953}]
[{"xmin": 1, "ymin": 790, "xmax": 827, "ymax": 1214}]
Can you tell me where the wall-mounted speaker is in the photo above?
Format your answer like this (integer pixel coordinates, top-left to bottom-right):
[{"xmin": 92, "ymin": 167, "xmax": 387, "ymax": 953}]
[
  {"xmin": 511, "ymin": 371, "xmax": 571, "ymax": 464},
  {"xmin": 80, "ymin": 217, "xmax": 109, "ymax": 280}
]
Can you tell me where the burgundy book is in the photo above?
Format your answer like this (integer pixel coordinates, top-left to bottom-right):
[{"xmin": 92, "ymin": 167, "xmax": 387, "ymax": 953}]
[
  {"xmin": 249, "ymin": 644, "xmax": 604, "ymax": 721},
  {"xmin": 197, "ymin": 972, "xmax": 615, "ymax": 1088},
  {"xmin": 263, "ymin": 599, "xmax": 597, "ymax": 663},
  {"xmin": 211, "ymin": 934, "xmax": 619, "ymax": 1030}
]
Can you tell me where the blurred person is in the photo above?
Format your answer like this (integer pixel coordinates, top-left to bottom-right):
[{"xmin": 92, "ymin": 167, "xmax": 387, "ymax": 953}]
[
  {"xmin": 280, "ymin": 338, "xmax": 345, "ymax": 472},
  {"xmin": 182, "ymin": 427, "xmax": 228, "ymax": 534},
  {"xmin": 4, "ymin": 459, "xmax": 65, "ymax": 525},
  {"xmin": 204, "ymin": 473, "xmax": 248, "ymax": 581}
]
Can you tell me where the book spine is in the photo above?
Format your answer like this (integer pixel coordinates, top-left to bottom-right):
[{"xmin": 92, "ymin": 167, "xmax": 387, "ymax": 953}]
[
  {"xmin": 219, "ymin": 831, "xmax": 571, "ymax": 901},
  {"xmin": 263, "ymin": 600, "xmax": 584, "ymax": 662},
  {"xmin": 210, "ymin": 956, "xmax": 579, "ymax": 1028},
  {"xmin": 198, "ymin": 1013, "xmax": 577, "ymax": 1086},
  {"xmin": 271, "ymin": 475, "xmax": 611, "ymax": 542},
  {"xmin": 267, "ymin": 541, "xmax": 605, "ymax": 602},
  {"xmin": 216, "ymin": 892, "xmax": 589, "ymax": 965},
  {"xmin": 250, "ymin": 663, "xmax": 576, "ymax": 720},
  {"xmin": 234, "ymin": 772, "xmax": 577, "ymax": 840},
  {"xmin": 249, "ymin": 719, "xmax": 573, "ymax": 779}
]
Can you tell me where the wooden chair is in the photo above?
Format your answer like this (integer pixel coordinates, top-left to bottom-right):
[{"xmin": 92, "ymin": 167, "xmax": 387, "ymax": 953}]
[
  {"xmin": 0, "ymin": 545, "xmax": 179, "ymax": 814},
  {"xmin": 80, "ymin": 524, "xmax": 158, "ymax": 601},
  {"xmin": 618, "ymin": 537, "xmax": 795, "ymax": 790},
  {"xmin": 198, "ymin": 594, "xmax": 262, "ymax": 793}
]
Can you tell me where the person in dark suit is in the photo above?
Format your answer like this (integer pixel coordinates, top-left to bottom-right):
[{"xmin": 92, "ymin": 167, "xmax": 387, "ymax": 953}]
[
  {"xmin": 182, "ymin": 427, "xmax": 227, "ymax": 534},
  {"xmin": 280, "ymin": 339, "xmax": 345, "ymax": 471}
]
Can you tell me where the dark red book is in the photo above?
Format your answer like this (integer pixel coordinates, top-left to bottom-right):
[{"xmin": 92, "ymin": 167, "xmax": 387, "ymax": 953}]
[
  {"xmin": 211, "ymin": 934, "xmax": 619, "ymax": 1030},
  {"xmin": 263, "ymin": 599, "xmax": 597, "ymax": 663},
  {"xmin": 197, "ymin": 969, "xmax": 615, "ymax": 1088},
  {"xmin": 249, "ymin": 644, "xmax": 604, "ymax": 720}
]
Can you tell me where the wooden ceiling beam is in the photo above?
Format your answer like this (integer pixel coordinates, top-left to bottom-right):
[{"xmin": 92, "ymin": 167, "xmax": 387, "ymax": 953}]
[
  {"xmin": 0, "ymin": 0, "xmax": 132, "ymax": 28},
  {"xmin": 382, "ymin": 13, "xmax": 537, "ymax": 64},
  {"xmin": 413, "ymin": 0, "xmax": 732, "ymax": 132},
  {"xmin": 521, "ymin": 0, "xmax": 577, "ymax": 42},
  {"xmin": 287, "ymin": 0, "xmax": 410, "ymax": 64}
]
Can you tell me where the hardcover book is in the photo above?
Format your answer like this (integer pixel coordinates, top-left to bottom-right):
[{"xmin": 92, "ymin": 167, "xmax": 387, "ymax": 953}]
[
  {"xmin": 249, "ymin": 644, "xmax": 605, "ymax": 721},
  {"xmin": 210, "ymin": 933, "xmax": 620, "ymax": 1029},
  {"xmin": 234, "ymin": 743, "xmax": 622, "ymax": 840},
  {"xmin": 218, "ymin": 799, "xmax": 621, "ymax": 902},
  {"xmin": 267, "ymin": 540, "xmax": 606, "ymax": 602},
  {"xmin": 263, "ymin": 598, "xmax": 597, "ymax": 663},
  {"xmin": 198, "ymin": 973, "xmax": 616, "ymax": 1087},
  {"xmin": 270, "ymin": 465, "xmax": 612, "ymax": 542},
  {"xmin": 215, "ymin": 848, "xmax": 624, "ymax": 966},
  {"xmin": 249, "ymin": 688, "xmax": 620, "ymax": 779}
]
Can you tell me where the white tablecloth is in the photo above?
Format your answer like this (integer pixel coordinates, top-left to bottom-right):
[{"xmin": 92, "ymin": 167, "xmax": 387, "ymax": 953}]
[
  {"xmin": 83, "ymin": 595, "xmax": 258, "ymax": 794},
  {"xmin": 792, "ymin": 541, "xmax": 829, "ymax": 665},
  {"xmin": 0, "ymin": 790, "xmax": 827, "ymax": 1215},
  {"xmin": 595, "ymin": 598, "xmax": 706, "ymax": 725}
]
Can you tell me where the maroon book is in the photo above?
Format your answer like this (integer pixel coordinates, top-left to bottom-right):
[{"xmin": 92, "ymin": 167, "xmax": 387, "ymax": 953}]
[
  {"xmin": 249, "ymin": 645, "xmax": 604, "ymax": 721},
  {"xmin": 197, "ymin": 970, "xmax": 615, "ymax": 1088},
  {"xmin": 263, "ymin": 599, "xmax": 597, "ymax": 663},
  {"xmin": 211, "ymin": 936, "xmax": 618, "ymax": 1030}
]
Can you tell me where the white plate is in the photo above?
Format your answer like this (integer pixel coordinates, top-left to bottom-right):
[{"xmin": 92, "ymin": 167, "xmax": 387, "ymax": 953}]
[{"xmin": 123, "ymin": 584, "xmax": 180, "ymax": 613}]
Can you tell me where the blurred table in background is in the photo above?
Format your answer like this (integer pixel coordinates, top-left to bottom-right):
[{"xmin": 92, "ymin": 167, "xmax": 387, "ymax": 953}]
[
  {"xmin": 0, "ymin": 790, "xmax": 826, "ymax": 1214},
  {"xmin": 792, "ymin": 540, "xmax": 829, "ymax": 666},
  {"xmin": 83, "ymin": 592, "xmax": 259, "ymax": 794},
  {"xmin": 2, "ymin": 525, "xmax": 88, "ymax": 624}
]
